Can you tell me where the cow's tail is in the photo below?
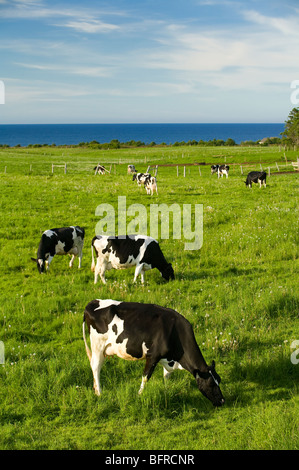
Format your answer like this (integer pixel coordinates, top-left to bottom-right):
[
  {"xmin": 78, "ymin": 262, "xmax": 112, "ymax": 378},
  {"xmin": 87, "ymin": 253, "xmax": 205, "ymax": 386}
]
[{"xmin": 82, "ymin": 315, "xmax": 92, "ymax": 362}]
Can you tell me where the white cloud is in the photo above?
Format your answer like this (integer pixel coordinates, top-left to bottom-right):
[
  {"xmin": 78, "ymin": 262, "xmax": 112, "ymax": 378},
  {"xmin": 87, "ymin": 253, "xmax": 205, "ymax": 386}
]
[
  {"xmin": 15, "ymin": 62, "xmax": 114, "ymax": 77},
  {"xmin": 61, "ymin": 19, "xmax": 119, "ymax": 34}
]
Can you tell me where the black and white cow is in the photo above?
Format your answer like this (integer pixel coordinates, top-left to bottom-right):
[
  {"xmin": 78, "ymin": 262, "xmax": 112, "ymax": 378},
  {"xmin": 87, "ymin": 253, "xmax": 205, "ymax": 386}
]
[
  {"xmin": 31, "ymin": 226, "xmax": 85, "ymax": 273},
  {"xmin": 83, "ymin": 299, "xmax": 225, "ymax": 407},
  {"xmin": 91, "ymin": 234, "xmax": 174, "ymax": 284},
  {"xmin": 245, "ymin": 171, "xmax": 267, "ymax": 188},
  {"xmin": 211, "ymin": 164, "xmax": 229, "ymax": 178},
  {"xmin": 132, "ymin": 172, "xmax": 151, "ymax": 186},
  {"xmin": 144, "ymin": 175, "xmax": 158, "ymax": 195}
]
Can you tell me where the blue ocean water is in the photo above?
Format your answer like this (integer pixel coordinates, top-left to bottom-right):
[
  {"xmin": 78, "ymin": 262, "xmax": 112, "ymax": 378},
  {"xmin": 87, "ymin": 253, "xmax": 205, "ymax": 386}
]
[{"xmin": 0, "ymin": 123, "xmax": 284, "ymax": 147}]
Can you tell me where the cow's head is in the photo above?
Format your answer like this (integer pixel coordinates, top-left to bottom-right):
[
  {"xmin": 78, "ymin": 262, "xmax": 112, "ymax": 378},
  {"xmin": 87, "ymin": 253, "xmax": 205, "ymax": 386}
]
[
  {"xmin": 31, "ymin": 257, "xmax": 45, "ymax": 274},
  {"xmin": 195, "ymin": 361, "xmax": 224, "ymax": 407},
  {"xmin": 161, "ymin": 263, "xmax": 175, "ymax": 281}
]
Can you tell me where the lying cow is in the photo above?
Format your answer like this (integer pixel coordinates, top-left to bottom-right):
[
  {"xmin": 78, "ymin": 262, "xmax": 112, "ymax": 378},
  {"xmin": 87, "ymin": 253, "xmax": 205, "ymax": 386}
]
[
  {"xmin": 83, "ymin": 299, "xmax": 225, "ymax": 407},
  {"xmin": 31, "ymin": 226, "xmax": 85, "ymax": 273},
  {"xmin": 245, "ymin": 171, "xmax": 267, "ymax": 188},
  {"xmin": 144, "ymin": 175, "xmax": 158, "ymax": 195},
  {"xmin": 91, "ymin": 234, "xmax": 174, "ymax": 284},
  {"xmin": 211, "ymin": 164, "xmax": 229, "ymax": 178},
  {"xmin": 132, "ymin": 172, "xmax": 150, "ymax": 186}
]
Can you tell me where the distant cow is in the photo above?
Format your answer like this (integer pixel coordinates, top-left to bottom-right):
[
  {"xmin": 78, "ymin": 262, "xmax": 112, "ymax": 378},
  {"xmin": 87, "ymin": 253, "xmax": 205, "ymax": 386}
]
[
  {"xmin": 211, "ymin": 164, "xmax": 229, "ymax": 178},
  {"xmin": 144, "ymin": 175, "xmax": 158, "ymax": 195},
  {"xmin": 128, "ymin": 165, "xmax": 136, "ymax": 174},
  {"xmin": 91, "ymin": 234, "xmax": 174, "ymax": 284},
  {"xmin": 132, "ymin": 172, "xmax": 151, "ymax": 186},
  {"xmin": 94, "ymin": 165, "xmax": 105, "ymax": 175},
  {"xmin": 83, "ymin": 299, "xmax": 225, "ymax": 407},
  {"xmin": 245, "ymin": 171, "xmax": 267, "ymax": 188},
  {"xmin": 31, "ymin": 226, "xmax": 85, "ymax": 273}
]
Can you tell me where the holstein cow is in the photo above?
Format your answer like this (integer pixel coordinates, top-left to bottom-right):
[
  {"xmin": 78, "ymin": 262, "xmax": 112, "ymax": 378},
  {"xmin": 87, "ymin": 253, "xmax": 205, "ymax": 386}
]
[
  {"xmin": 211, "ymin": 164, "xmax": 229, "ymax": 178},
  {"xmin": 83, "ymin": 299, "xmax": 225, "ymax": 407},
  {"xmin": 132, "ymin": 172, "xmax": 151, "ymax": 186},
  {"xmin": 144, "ymin": 175, "xmax": 158, "ymax": 195},
  {"xmin": 32, "ymin": 226, "xmax": 85, "ymax": 273},
  {"xmin": 245, "ymin": 171, "xmax": 267, "ymax": 188},
  {"xmin": 91, "ymin": 234, "xmax": 174, "ymax": 284}
]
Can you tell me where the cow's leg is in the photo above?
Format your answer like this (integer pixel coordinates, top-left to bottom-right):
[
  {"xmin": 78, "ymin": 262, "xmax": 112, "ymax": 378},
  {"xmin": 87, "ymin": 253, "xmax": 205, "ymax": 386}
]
[
  {"xmin": 94, "ymin": 259, "xmax": 107, "ymax": 284},
  {"xmin": 77, "ymin": 245, "xmax": 83, "ymax": 268},
  {"xmin": 90, "ymin": 350, "xmax": 105, "ymax": 396},
  {"xmin": 138, "ymin": 356, "xmax": 159, "ymax": 395},
  {"xmin": 46, "ymin": 255, "xmax": 54, "ymax": 271},
  {"xmin": 134, "ymin": 263, "xmax": 145, "ymax": 283},
  {"xmin": 69, "ymin": 254, "xmax": 76, "ymax": 268},
  {"xmin": 160, "ymin": 359, "xmax": 184, "ymax": 380}
]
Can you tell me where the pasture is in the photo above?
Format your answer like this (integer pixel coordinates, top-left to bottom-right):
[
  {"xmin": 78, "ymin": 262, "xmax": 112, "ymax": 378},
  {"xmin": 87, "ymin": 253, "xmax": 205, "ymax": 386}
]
[{"xmin": 0, "ymin": 144, "xmax": 298, "ymax": 450}]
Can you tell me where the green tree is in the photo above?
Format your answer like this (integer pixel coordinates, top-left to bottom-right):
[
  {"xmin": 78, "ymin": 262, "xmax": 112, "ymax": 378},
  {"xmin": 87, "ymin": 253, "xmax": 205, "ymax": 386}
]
[{"xmin": 282, "ymin": 107, "xmax": 299, "ymax": 146}]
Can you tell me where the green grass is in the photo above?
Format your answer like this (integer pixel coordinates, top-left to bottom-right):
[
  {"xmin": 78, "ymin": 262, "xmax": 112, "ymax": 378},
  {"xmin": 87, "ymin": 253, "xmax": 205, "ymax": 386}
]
[{"xmin": 0, "ymin": 145, "xmax": 298, "ymax": 450}]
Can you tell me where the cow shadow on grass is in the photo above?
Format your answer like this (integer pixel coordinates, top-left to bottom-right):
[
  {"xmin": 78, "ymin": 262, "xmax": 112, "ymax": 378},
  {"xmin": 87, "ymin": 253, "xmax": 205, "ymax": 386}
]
[
  {"xmin": 227, "ymin": 354, "xmax": 298, "ymax": 406},
  {"xmin": 80, "ymin": 360, "xmax": 219, "ymax": 418}
]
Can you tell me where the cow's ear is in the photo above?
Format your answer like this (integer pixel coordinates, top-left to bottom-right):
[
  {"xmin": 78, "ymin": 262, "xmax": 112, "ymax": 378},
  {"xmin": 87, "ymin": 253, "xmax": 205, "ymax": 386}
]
[{"xmin": 31, "ymin": 257, "xmax": 37, "ymax": 263}]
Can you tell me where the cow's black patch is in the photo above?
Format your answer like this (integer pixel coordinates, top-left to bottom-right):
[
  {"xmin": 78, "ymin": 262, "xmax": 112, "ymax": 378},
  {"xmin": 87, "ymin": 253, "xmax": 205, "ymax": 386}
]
[{"xmin": 102, "ymin": 236, "xmax": 145, "ymax": 264}]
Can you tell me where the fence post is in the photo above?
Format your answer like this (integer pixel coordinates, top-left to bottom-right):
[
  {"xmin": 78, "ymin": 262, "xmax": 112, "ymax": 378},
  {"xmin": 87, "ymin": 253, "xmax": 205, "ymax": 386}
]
[
  {"xmin": 52, "ymin": 163, "xmax": 54, "ymax": 173},
  {"xmin": 198, "ymin": 166, "xmax": 201, "ymax": 176},
  {"xmin": 276, "ymin": 162, "xmax": 279, "ymax": 171},
  {"xmin": 64, "ymin": 163, "xmax": 67, "ymax": 174},
  {"xmin": 268, "ymin": 167, "xmax": 270, "ymax": 177},
  {"xmin": 177, "ymin": 165, "xmax": 179, "ymax": 177},
  {"xmin": 184, "ymin": 166, "xmax": 186, "ymax": 177},
  {"xmin": 240, "ymin": 166, "xmax": 243, "ymax": 175}
]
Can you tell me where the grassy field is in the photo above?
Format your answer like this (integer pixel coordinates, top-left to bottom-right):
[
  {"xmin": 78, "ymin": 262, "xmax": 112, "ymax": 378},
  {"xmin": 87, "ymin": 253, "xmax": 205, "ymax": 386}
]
[{"xmin": 0, "ymin": 144, "xmax": 298, "ymax": 450}]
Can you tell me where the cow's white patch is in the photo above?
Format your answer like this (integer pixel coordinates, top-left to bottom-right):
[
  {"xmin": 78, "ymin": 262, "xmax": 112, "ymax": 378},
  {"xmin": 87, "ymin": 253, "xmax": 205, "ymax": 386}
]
[
  {"xmin": 95, "ymin": 299, "xmax": 122, "ymax": 310},
  {"xmin": 55, "ymin": 240, "xmax": 66, "ymax": 254},
  {"xmin": 44, "ymin": 229, "xmax": 56, "ymax": 238},
  {"xmin": 90, "ymin": 312, "xmax": 148, "ymax": 362}
]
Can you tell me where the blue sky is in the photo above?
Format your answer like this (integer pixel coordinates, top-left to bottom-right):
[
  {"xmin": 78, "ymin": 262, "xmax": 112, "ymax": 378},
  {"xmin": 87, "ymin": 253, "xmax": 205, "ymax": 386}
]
[{"xmin": 0, "ymin": 0, "xmax": 299, "ymax": 124}]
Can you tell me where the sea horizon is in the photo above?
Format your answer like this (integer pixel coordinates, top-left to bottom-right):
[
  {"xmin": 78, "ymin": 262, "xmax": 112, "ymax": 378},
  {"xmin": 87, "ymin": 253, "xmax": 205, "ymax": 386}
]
[{"xmin": 0, "ymin": 122, "xmax": 285, "ymax": 147}]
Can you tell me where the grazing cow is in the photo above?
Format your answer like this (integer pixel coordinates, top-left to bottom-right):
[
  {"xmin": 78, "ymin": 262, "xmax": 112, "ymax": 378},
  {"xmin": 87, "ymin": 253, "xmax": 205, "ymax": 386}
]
[
  {"xmin": 211, "ymin": 164, "xmax": 229, "ymax": 178},
  {"xmin": 94, "ymin": 165, "xmax": 105, "ymax": 175},
  {"xmin": 91, "ymin": 234, "xmax": 174, "ymax": 284},
  {"xmin": 144, "ymin": 175, "xmax": 158, "ymax": 195},
  {"xmin": 31, "ymin": 226, "xmax": 85, "ymax": 273},
  {"xmin": 218, "ymin": 164, "xmax": 229, "ymax": 178},
  {"xmin": 132, "ymin": 172, "xmax": 151, "ymax": 186},
  {"xmin": 245, "ymin": 171, "xmax": 267, "ymax": 188},
  {"xmin": 83, "ymin": 299, "xmax": 225, "ymax": 407},
  {"xmin": 128, "ymin": 165, "xmax": 136, "ymax": 174}
]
